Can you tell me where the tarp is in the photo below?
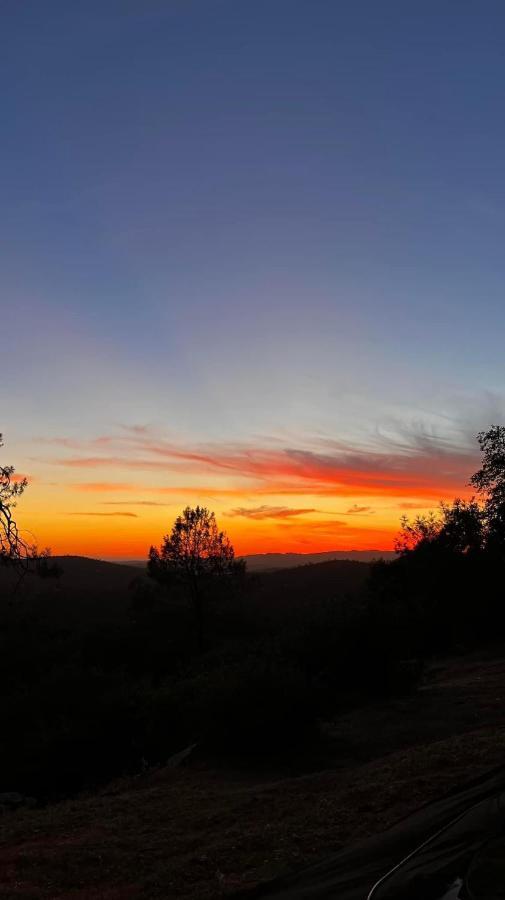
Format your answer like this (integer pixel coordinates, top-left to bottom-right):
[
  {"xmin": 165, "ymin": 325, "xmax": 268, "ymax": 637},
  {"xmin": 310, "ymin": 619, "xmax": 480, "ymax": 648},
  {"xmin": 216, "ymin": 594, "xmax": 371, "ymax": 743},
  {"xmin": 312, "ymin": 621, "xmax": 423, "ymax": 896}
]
[{"xmin": 254, "ymin": 766, "xmax": 505, "ymax": 899}]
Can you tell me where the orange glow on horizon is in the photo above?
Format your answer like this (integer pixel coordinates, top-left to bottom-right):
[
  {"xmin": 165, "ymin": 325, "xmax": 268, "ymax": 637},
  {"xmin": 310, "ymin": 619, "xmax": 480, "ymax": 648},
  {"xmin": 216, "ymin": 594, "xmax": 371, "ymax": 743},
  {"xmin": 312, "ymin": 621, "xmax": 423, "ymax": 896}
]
[
  {"xmin": 10, "ymin": 429, "xmax": 477, "ymax": 560},
  {"xmin": 16, "ymin": 485, "xmax": 473, "ymax": 560}
]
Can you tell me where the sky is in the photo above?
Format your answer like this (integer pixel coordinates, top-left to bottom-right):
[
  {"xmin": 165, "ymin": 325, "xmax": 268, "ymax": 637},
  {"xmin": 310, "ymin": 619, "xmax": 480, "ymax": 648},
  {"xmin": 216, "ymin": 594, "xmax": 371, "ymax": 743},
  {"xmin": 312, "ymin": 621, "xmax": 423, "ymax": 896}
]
[{"xmin": 3, "ymin": 0, "xmax": 505, "ymax": 558}]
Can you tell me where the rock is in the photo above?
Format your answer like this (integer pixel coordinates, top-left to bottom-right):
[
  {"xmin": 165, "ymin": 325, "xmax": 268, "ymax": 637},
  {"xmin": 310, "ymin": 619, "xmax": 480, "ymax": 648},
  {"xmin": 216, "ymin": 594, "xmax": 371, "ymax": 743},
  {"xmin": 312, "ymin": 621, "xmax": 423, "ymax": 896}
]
[
  {"xmin": 166, "ymin": 743, "xmax": 197, "ymax": 768},
  {"xmin": 0, "ymin": 792, "xmax": 36, "ymax": 812}
]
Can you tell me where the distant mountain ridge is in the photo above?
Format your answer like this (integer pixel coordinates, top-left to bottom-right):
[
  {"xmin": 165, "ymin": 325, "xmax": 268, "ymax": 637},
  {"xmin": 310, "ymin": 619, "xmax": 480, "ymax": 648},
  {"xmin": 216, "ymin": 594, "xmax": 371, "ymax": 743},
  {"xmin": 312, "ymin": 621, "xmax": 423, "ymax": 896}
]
[
  {"xmin": 120, "ymin": 549, "xmax": 396, "ymax": 571},
  {"xmin": 241, "ymin": 549, "xmax": 396, "ymax": 571}
]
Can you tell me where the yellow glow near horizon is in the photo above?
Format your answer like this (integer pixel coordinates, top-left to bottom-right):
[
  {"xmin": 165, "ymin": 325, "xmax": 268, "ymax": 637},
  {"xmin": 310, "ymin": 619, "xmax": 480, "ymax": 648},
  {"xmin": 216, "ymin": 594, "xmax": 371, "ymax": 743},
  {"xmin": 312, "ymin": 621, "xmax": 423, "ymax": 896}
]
[{"xmin": 14, "ymin": 477, "xmax": 472, "ymax": 560}]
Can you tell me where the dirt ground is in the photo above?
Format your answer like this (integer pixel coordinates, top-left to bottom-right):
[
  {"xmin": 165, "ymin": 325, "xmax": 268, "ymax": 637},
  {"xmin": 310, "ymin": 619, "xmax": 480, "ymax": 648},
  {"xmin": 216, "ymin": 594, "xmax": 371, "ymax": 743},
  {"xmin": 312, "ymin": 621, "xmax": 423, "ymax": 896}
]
[{"xmin": 1, "ymin": 650, "xmax": 505, "ymax": 899}]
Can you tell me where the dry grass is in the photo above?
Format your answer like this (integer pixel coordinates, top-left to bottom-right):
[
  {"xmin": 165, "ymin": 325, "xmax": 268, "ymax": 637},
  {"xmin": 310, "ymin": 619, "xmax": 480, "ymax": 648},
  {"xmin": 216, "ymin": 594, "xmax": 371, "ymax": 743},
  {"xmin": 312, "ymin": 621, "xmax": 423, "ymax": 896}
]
[{"xmin": 1, "ymin": 652, "xmax": 505, "ymax": 899}]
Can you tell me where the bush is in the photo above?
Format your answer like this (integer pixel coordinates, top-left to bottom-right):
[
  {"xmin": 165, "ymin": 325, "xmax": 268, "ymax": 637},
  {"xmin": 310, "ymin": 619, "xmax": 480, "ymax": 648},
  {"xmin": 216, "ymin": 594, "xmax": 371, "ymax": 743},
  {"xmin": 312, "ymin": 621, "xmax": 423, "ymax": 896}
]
[{"xmin": 186, "ymin": 657, "xmax": 319, "ymax": 756}]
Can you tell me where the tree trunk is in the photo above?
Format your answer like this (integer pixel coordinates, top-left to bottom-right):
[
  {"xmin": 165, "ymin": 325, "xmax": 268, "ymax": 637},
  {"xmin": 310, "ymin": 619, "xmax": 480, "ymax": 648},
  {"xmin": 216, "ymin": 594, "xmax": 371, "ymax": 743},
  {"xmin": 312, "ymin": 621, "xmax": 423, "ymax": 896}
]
[{"xmin": 191, "ymin": 584, "xmax": 204, "ymax": 653}]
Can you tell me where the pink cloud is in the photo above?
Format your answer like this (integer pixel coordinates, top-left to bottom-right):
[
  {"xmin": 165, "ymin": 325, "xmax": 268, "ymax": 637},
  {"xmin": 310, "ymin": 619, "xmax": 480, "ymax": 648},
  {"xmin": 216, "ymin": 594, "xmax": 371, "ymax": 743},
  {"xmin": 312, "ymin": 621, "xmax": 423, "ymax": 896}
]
[{"xmin": 38, "ymin": 427, "xmax": 480, "ymax": 502}]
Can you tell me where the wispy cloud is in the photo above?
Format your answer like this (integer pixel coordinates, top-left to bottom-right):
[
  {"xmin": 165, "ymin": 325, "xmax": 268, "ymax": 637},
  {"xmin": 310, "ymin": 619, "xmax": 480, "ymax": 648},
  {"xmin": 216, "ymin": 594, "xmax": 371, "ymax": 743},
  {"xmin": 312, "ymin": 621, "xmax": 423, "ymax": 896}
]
[
  {"xmin": 72, "ymin": 482, "xmax": 137, "ymax": 492},
  {"xmin": 226, "ymin": 505, "xmax": 317, "ymax": 520},
  {"xmin": 38, "ymin": 421, "xmax": 481, "ymax": 502},
  {"xmin": 398, "ymin": 500, "xmax": 437, "ymax": 510},
  {"xmin": 346, "ymin": 504, "xmax": 373, "ymax": 514},
  {"xmin": 12, "ymin": 473, "xmax": 34, "ymax": 484},
  {"xmin": 120, "ymin": 424, "xmax": 152, "ymax": 436},
  {"xmin": 72, "ymin": 481, "xmax": 250, "ymax": 497},
  {"xmin": 68, "ymin": 511, "xmax": 138, "ymax": 518},
  {"xmin": 101, "ymin": 500, "xmax": 168, "ymax": 507}
]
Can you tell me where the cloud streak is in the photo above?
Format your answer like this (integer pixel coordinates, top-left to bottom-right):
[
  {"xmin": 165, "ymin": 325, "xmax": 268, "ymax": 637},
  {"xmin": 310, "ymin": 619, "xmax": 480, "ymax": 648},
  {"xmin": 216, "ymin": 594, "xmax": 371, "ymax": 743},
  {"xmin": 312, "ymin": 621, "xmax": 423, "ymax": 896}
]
[
  {"xmin": 101, "ymin": 500, "xmax": 169, "ymax": 507},
  {"xmin": 40, "ymin": 423, "xmax": 479, "ymax": 502},
  {"xmin": 68, "ymin": 511, "xmax": 138, "ymax": 518},
  {"xmin": 71, "ymin": 482, "xmax": 137, "ymax": 492},
  {"xmin": 226, "ymin": 505, "xmax": 317, "ymax": 520}
]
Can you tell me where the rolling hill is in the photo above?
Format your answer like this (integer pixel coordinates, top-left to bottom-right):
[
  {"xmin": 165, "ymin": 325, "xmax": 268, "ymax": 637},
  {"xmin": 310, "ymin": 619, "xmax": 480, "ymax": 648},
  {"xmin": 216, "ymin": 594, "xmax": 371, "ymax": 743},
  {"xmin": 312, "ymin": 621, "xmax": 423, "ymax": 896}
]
[
  {"xmin": 0, "ymin": 554, "xmax": 373, "ymax": 627},
  {"xmin": 122, "ymin": 549, "xmax": 396, "ymax": 571},
  {"xmin": 242, "ymin": 549, "xmax": 396, "ymax": 571}
]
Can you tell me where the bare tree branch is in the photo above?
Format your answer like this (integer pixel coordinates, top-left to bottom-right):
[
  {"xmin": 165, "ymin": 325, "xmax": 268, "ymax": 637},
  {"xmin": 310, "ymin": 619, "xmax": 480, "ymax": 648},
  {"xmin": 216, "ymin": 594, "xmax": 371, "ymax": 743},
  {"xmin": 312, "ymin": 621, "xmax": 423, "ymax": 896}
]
[{"xmin": 0, "ymin": 434, "xmax": 58, "ymax": 584}]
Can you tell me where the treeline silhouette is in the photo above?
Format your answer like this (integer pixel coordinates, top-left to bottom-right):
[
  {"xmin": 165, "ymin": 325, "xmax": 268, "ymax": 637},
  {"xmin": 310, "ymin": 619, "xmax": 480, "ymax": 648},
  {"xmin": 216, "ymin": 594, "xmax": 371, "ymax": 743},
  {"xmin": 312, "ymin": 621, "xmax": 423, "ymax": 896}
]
[
  {"xmin": 1, "ymin": 427, "xmax": 505, "ymax": 801},
  {"xmin": 371, "ymin": 425, "xmax": 505, "ymax": 654}
]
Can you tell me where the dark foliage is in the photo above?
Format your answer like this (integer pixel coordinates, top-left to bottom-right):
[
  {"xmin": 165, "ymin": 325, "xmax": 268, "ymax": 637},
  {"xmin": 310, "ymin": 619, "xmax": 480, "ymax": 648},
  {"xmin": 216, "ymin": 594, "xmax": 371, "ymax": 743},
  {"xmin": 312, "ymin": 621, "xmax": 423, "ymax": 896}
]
[
  {"xmin": 0, "ymin": 554, "xmax": 413, "ymax": 799},
  {"xmin": 148, "ymin": 506, "xmax": 244, "ymax": 651},
  {"xmin": 370, "ymin": 426, "xmax": 505, "ymax": 655}
]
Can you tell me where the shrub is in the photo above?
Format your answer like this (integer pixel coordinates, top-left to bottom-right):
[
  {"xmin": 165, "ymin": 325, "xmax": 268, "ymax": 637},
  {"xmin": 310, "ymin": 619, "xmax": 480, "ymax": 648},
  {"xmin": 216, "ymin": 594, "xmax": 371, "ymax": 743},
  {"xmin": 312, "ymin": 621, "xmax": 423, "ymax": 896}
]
[{"xmin": 187, "ymin": 657, "xmax": 319, "ymax": 756}]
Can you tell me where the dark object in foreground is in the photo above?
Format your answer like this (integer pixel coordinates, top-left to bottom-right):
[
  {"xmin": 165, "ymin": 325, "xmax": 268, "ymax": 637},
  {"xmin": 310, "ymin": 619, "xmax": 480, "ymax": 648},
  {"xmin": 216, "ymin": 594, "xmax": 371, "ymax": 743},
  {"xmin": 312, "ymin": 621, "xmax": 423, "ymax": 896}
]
[{"xmin": 254, "ymin": 765, "xmax": 505, "ymax": 899}]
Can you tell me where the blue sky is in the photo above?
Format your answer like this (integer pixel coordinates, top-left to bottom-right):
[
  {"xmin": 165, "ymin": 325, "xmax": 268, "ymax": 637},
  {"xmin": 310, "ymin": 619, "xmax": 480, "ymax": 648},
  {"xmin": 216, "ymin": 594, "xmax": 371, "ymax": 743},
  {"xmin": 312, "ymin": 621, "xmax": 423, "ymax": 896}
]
[{"xmin": 3, "ymin": 1, "xmax": 505, "ymax": 553}]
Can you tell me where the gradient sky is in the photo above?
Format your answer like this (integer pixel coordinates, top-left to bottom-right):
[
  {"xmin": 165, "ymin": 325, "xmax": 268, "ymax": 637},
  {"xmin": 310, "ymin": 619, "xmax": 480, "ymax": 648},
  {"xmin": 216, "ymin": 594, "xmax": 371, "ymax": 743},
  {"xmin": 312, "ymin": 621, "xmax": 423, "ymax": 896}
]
[{"xmin": 4, "ymin": 1, "xmax": 505, "ymax": 557}]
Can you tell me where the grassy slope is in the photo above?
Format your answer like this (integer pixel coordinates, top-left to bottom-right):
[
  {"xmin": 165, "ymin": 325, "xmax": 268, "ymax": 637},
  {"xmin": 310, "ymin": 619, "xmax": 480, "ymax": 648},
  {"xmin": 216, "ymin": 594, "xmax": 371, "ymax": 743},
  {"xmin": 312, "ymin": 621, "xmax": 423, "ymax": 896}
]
[{"xmin": 1, "ymin": 652, "xmax": 505, "ymax": 898}]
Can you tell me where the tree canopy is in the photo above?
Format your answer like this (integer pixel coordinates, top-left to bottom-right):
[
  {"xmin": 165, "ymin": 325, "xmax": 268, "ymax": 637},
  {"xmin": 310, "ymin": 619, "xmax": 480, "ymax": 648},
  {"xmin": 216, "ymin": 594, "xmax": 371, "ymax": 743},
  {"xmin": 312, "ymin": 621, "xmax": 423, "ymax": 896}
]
[
  {"xmin": 148, "ymin": 506, "xmax": 236, "ymax": 583},
  {"xmin": 373, "ymin": 425, "xmax": 505, "ymax": 654},
  {"xmin": 396, "ymin": 426, "xmax": 505, "ymax": 557},
  {"xmin": 148, "ymin": 506, "xmax": 242, "ymax": 650},
  {"xmin": 470, "ymin": 425, "xmax": 505, "ymax": 549}
]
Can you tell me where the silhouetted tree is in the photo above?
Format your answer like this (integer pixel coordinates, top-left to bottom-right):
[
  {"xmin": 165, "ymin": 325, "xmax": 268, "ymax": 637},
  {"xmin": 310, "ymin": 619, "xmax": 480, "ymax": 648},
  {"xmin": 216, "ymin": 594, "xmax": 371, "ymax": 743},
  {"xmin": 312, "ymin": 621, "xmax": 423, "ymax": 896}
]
[
  {"xmin": 370, "ymin": 431, "xmax": 505, "ymax": 653},
  {"xmin": 437, "ymin": 498, "xmax": 484, "ymax": 554},
  {"xmin": 148, "ymin": 506, "xmax": 242, "ymax": 651},
  {"xmin": 394, "ymin": 511, "xmax": 441, "ymax": 554},
  {"xmin": 471, "ymin": 425, "xmax": 505, "ymax": 552},
  {"xmin": 0, "ymin": 433, "xmax": 28, "ymax": 564},
  {"xmin": 395, "ymin": 499, "xmax": 484, "ymax": 556},
  {"xmin": 0, "ymin": 434, "xmax": 57, "ymax": 582}
]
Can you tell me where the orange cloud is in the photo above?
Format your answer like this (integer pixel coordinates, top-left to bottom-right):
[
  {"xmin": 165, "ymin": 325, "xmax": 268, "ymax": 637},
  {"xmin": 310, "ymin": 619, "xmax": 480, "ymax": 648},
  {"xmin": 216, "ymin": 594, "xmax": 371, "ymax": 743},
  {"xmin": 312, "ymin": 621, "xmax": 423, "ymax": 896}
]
[
  {"xmin": 24, "ymin": 426, "xmax": 479, "ymax": 558},
  {"xmin": 72, "ymin": 482, "xmax": 137, "ymax": 492},
  {"xmin": 101, "ymin": 501, "xmax": 169, "ymax": 507},
  {"xmin": 43, "ymin": 433, "xmax": 477, "ymax": 500},
  {"xmin": 398, "ymin": 501, "xmax": 438, "ymax": 510},
  {"xmin": 226, "ymin": 505, "xmax": 318, "ymax": 520},
  {"xmin": 68, "ymin": 511, "xmax": 139, "ymax": 518},
  {"xmin": 11, "ymin": 473, "xmax": 34, "ymax": 484},
  {"xmin": 72, "ymin": 481, "xmax": 253, "ymax": 498}
]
